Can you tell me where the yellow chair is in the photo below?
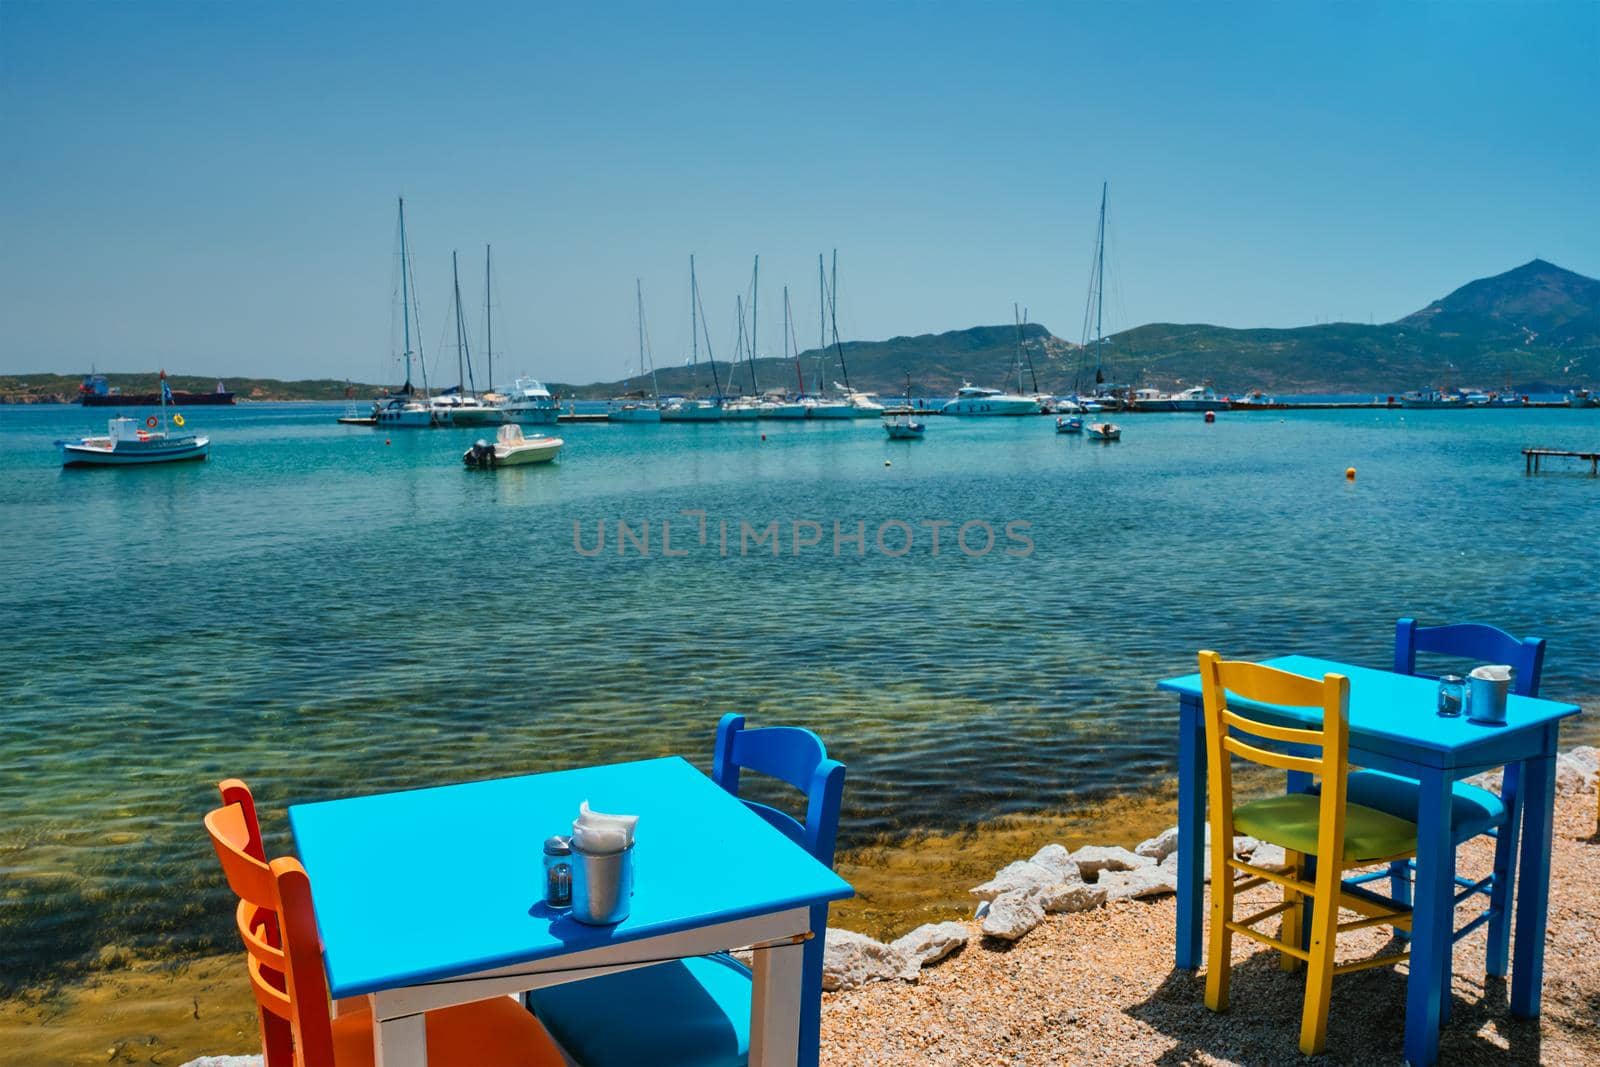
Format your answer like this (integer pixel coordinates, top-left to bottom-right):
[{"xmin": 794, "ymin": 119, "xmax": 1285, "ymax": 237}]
[{"xmin": 1198, "ymin": 650, "xmax": 1419, "ymax": 1055}]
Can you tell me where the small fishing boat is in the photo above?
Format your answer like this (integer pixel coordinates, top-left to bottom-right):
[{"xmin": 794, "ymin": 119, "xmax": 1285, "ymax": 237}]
[
  {"xmin": 1056, "ymin": 415, "xmax": 1083, "ymax": 434},
  {"xmin": 63, "ymin": 375, "xmax": 209, "ymax": 466},
  {"xmin": 463, "ymin": 424, "xmax": 563, "ymax": 468},
  {"xmin": 1085, "ymin": 421, "xmax": 1121, "ymax": 441},
  {"xmin": 883, "ymin": 418, "xmax": 925, "ymax": 440}
]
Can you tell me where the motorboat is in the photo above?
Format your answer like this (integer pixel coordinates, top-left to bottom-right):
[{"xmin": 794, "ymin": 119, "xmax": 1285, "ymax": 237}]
[
  {"xmin": 1085, "ymin": 421, "xmax": 1121, "ymax": 441},
  {"xmin": 1400, "ymin": 388, "xmax": 1466, "ymax": 409},
  {"xmin": 1169, "ymin": 384, "xmax": 1228, "ymax": 412},
  {"xmin": 835, "ymin": 384, "xmax": 886, "ymax": 418},
  {"xmin": 1056, "ymin": 416, "xmax": 1083, "ymax": 434},
  {"xmin": 62, "ymin": 414, "xmax": 209, "ymax": 467},
  {"xmin": 1054, "ymin": 397, "xmax": 1086, "ymax": 415},
  {"xmin": 463, "ymin": 424, "xmax": 563, "ymax": 467},
  {"xmin": 500, "ymin": 377, "xmax": 560, "ymax": 424},
  {"xmin": 940, "ymin": 384, "xmax": 1039, "ymax": 416}
]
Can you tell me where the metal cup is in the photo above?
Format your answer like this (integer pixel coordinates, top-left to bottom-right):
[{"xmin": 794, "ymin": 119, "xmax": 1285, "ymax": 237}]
[
  {"xmin": 570, "ymin": 843, "xmax": 634, "ymax": 925},
  {"xmin": 1467, "ymin": 670, "xmax": 1512, "ymax": 725}
]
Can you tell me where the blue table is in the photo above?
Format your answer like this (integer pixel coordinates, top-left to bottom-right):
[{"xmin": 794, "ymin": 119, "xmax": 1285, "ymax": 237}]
[
  {"xmin": 1158, "ymin": 656, "xmax": 1580, "ymax": 1066},
  {"xmin": 289, "ymin": 756, "xmax": 853, "ymax": 1067}
]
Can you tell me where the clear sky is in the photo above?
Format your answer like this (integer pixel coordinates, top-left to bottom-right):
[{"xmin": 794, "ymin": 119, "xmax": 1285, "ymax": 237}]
[{"xmin": 2, "ymin": 1, "xmax": 1596, "ymax": 386}]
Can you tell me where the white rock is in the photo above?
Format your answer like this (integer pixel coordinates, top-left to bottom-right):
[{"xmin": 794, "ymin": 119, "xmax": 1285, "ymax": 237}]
[
  {"xmin": 1039, "ymin": 881, "xmax": 1108, "ymax": 913},
  {"xmin": 821, "ymin": 928, "xmax": 918, "ymax": 990},
  {"xmin": 890, "ymin": 921, "xmax": 970, "ymax": 968},
  {"xmin": 1555, "ymin": 753, "xmax": 1596, "ymax": 797},
  {"xmin": 1566, "ymin": 746, "xmax": 1598, "ymax": 778},
  {"xmin": 1134, "ymin": 826, "xmax": 1180, "ymax": 862},
  {"xmin": 980, "ymin": 889, "xmax": 1045, "ymax": 941},
  {"xmin": 1028, "ymin": 843, "xmax": 1083, "ymax": 882},
  {"xmin": 1100, "ymin": 865, "xmax": 1179, "ymax": 901},
  {"xmin": 1233, "ymin": 835, "xmax": 1261, "ymax": 857},
  {"xmin": 1249, "ymin": 842, "xmax": 1288, "ymax": 868},
  {"xmin": 970, "ymin": 860, "xmax": 1063, "ymax": 901},
  {"xmin": 1069, "ymin": 845, "xmax": 1155, "ymax": 881}
]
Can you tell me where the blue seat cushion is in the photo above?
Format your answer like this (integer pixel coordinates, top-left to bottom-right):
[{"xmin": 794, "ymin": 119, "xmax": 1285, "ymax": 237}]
[
  {"xmin": 1343, "ymin": 770, "xmax": 1506, "ymax": 843},
  {"xmin": 526, "ymin": 954, "xmax": 751, "ymax": 1067}
]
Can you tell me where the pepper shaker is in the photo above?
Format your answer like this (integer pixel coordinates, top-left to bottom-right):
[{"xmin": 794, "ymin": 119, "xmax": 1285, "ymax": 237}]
[{"xmin": 543, "ymin": 835, "xmax": 573, "ymax": 908}]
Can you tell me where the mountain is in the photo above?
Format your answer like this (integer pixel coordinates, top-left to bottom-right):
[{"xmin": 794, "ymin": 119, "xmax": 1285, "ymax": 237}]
[{"xmin": 560, "ymin": 259, "xmax": 1600, "ymax": 397}]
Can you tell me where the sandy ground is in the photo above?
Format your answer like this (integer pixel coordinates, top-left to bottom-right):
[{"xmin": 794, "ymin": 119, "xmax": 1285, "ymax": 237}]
[{"xmin": 821, "ymin": 791, "xmax": 1600, "ymax": 1065}]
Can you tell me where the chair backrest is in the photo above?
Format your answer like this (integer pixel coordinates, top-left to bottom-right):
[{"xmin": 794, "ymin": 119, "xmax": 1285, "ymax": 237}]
[
  {"xmin": 1198, "ymin": 650, "xmax": 1352, "ymax": 859},
  {"xmin": 711, "ymin": 713, "xmax": 846, "ymax": 867},
  {"xmin": 206, "ymin": 794, "xmax": 336, "ymax": 1066},
  {"xmin": 1394, "ymin": 617, "xmax": 1545, "ymax": 697}
]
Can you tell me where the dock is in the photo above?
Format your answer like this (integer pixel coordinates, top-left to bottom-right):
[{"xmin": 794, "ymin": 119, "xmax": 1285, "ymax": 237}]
[
  {"xmin": 557, "ymin": 412, "xmax": 611, "ymax": 423},
  {"xmin": 1524, "ymin": 448, "xmax": 1600, "ymax": 475}
]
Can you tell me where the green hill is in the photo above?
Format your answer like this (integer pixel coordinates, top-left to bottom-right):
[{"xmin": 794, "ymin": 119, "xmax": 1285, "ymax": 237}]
[{"xmin": 563, "ymin": 259, "xmax": 1600, "ymax": 397}]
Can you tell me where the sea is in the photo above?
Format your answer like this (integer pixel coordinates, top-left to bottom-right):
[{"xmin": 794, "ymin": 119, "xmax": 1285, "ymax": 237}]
[{"xmin": 1, "ymin": 399, "xmax": 1596, "ymax": 1060}]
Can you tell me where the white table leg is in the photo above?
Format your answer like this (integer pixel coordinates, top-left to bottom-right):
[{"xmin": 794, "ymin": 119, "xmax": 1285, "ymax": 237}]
[
  {"xmin": 374, "ymin": 1011, "xmax": 427, "ymax": 1067},
  {"xmin": 749, "ymin": 940, "xmax": 803, "ymax": 1067}
]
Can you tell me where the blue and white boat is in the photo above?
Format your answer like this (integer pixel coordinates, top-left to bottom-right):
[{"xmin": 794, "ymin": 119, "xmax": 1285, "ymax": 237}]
[
  {"xmin": 1056, "ymin": 415, "xmax": 1083, "ymax": 434},
  {"xmin": 941, "ymin": 384, "xmax": 1039, "ymax": 416},
  {"xmin": 62, "ymin": 414, "xmax": 208, "ymax": 467}
]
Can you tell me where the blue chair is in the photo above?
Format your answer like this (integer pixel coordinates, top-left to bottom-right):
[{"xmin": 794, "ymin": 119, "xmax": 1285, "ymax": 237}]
[
  {"xmin": 1343, "ymin": 618, "xmax": 1545, "ymax": 979},
  {"xmin": 527, "ymin": 714, "xmax": 846, "ymax": 1067}
]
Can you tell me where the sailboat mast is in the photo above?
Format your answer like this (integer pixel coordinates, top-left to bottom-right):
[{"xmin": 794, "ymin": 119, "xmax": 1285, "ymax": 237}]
[
  {"xmin": 817, "ymin": 255, "xmax": 826, "ymax": 395},
  {"xmin": 691, "ymin": 255, "xmax": 723, "ymax": 399},
  {"xmin": 1095, "ymin": 181, "xmax": 1106, "ymax": 386},
  {"xmin": 452, "ymin": 250, "xmax": 468, "ymax": 396},
  {"xmin": 484, "ymin": 245, "xmax": 493, "ymax": 394},
  {"xmin": 1024, "ymin": 306, "xmax": 1039, "ymax": 393},
  {"xmin": 785, "ymin": 286, "xmax": 804, "ymax": 396},
  {"xmin": 1015, "ymin": 303, "xmax": 1025, "ymax": 394},
  {"xmin": 830, "ymin": 249, "xmax": 851, "ymax": 391},
  {"xmin": 736, "ymin": 294, "xmax": 747, "ymax": 392},
  {"xmin": 159, "ymin": 368, "xmax": 168, "ymax": 433},
  {"xmin": 690, "ymin": 254, "xmax": 698, "ymax": 375},
  {"xmin": 636, "ymin": 278, "xmax": 661, "ymax": 405},
  {"xmin": 398, "ymin": 198, "xmax": 413, "ymax": 392},
  {"xmin": 749, "ymin": 255, "xmax": 759, "ymax": 394}
]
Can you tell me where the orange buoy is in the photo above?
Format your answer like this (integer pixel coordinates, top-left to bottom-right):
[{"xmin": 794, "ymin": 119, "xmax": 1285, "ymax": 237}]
[
  {"xmin": 1345, "ymin": 467, "xmax": 1357, "ymax": 481},
  {"xmin": 385, "ymin": 439, "xmax": 391, "ymax": 446},
  {"xmin": 1204, "ymin": 410, "xmax": 1216, "ymax": 424},
  {"xmin": 145, "ymin": 415, "xmax": 159, "ymax": 428}
]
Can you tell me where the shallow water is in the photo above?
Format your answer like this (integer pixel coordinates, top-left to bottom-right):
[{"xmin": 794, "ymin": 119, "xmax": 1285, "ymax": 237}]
[{"xmin": 2, "ymin": 402, "xmax": 1596, "ymax": 1033}]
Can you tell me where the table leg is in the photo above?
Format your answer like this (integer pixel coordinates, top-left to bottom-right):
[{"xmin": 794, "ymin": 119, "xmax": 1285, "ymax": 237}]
[
  {"xmin": 1176, "ymin": 693, "xmax": 1206, "ymax": 971},
  {"xmin": 1405, "ymin": 767, "xmax": 1453, "ymax": 1067},
  {"xmin": 1486, "ymin": 760, "xmax": 1523, "ymax": 978},
  {"xmin": 1511, "ymin": 750, "xmax": 1556, "ymax": 1018},
  {"xmin": 750, "ymin": 939, "xmax": 804, "ymax": 1067},
  {"xmin": 373, "ymin": 1011, "xmax": 427, "ymax": 1067}
]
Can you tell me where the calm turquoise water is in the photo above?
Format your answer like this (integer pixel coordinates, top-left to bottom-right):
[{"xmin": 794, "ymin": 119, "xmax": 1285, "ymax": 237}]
[{"xmin": 1, "ymin": 401, "xmax": 1597, "ymax": 986}]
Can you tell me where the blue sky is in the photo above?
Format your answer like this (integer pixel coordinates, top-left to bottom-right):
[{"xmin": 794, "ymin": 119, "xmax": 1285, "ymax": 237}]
[{"xmin": 2, "ymin": 1, "xmax": 1596, "ymax": 385}]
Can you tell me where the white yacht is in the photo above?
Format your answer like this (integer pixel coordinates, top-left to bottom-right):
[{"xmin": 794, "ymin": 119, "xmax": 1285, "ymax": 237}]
[
  {"xmin": 836, "ymin": 384, "xmax": 886, "ymax": 418},
  {"xmin": 374, "ymin": 395, "xmax": 435, "ymax": 427},
  {"xmin": 805, "ymin": 397, "xmax": 856, "ymax": 419},
  {"xmin": 760, "ymin": 399, "xmax": 809, "ymax": 419},
  {"xmin": 501, "ymin": 377, "xmax": 560, "ymax": 425},
  {"xmin": 721, "ymin": 396, "xmax": 763, "ymax": 419},
  {"xmin": 941, "ymin": 384, "xmax": 1039, "ymax": 416}
]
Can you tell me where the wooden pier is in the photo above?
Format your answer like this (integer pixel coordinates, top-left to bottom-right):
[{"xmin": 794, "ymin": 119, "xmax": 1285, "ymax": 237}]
[{"xmin": 1524, "ymin": 448, "xmax": 1600, "ymax": 475}]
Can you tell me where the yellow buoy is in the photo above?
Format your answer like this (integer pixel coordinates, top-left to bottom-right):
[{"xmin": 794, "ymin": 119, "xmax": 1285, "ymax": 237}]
[
  {"xmin": 1345, "ymin": 467, "xmax": 1356, "ymax": 481},
  {"xmin": 172, "ymin": 414, "xmax": 185, "ymax": 427}
]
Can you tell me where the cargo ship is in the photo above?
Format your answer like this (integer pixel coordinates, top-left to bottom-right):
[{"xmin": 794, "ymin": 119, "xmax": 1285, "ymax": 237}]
[{"xmin": 79, "ymin": 373, "xmax": 235, "ymax": 406}]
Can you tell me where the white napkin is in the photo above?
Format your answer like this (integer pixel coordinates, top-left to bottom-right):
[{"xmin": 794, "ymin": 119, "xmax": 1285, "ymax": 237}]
[
  {"xmin": 571, "ymin": 800, "xmax": 639, "ymax": 854},
  {"xmin": 1470, "ymin": 664, "xmax": 1513, "ymax": 682}
]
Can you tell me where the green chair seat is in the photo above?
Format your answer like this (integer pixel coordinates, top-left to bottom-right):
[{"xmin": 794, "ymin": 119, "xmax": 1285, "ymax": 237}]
[{"xmin": 1233, "ymin": 792, "xmax": 1417, "ymax": 863}]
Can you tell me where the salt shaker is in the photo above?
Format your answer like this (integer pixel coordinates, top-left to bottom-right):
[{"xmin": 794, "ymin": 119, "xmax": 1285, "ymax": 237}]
[
  {"xmin": 1437, "ymin": 674, "xmax": 1465, "ymax": 717},
  {"xmin": 543, "ymin": 835, "xmax": 573, "ymax": 908}
]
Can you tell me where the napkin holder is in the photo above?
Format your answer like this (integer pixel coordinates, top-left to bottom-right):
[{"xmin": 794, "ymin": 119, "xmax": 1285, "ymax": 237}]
[{"xmin": 1466, "ymin": 664, "xmax": 1513, "ymax": 726}]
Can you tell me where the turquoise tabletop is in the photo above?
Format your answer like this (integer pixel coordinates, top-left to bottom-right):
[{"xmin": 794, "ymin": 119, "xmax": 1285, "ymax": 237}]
[
  {"xmin": 288, "ymin": 756, "xmax": 854, "ymax": 998},
  {"xmin": 1157, "ymin": 655, "xmax": 1581, "ymax": 761}
]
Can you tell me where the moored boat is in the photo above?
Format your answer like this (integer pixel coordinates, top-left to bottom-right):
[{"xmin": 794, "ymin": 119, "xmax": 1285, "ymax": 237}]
[
  {"xmin": 941, "ymin": 384, "xmax": 1039, "ymax": 416},
  {"xmin": 1086, "ymin": 421, "xmax": 1121, "ymax": 441},
  {"xmin": 1056, "ymin": 415, "xmax": 1083, "ymax": 434},
  {"xmin": 463, "ymin": 423, "xmax": 563, "ymax": 467},
  {"xmin": 63, "ymin": 374, "xmax": 209, "ymax": 466},
  {"xmin": 502, "ymin": 377, "xmax": 560, "ymax": 424},
  {"xmin": 78, "ymin": 373, "xmax": 234, "ymax": 406}
]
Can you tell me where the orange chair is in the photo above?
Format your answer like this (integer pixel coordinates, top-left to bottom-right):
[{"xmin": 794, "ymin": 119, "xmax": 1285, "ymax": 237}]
[{"xmin": 206, "ymin": 785, "xmax": 565, "ymax": 1067}]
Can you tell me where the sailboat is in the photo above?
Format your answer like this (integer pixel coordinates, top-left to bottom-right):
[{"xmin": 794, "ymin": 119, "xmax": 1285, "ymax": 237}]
[
  {"xmin": 1016, "ymin": 305, "xmax": 1053, "ymax": 411},
  {"xmin": 723, "ymin": 260, "xmax": 763, "ymax": 419},
  {"xmin": 806, "ymin": 252, "xmax": 857, "ymax": 419},
  {"xmin": 435, "ymin": 250, "xmax": 504, "ymax": 426},
  {"xmin": 759, "ymin": 285, "xmax": 810, "ymax": 418},
  {"xmin": 661, "ymin": 255, "xmax": 724, "ymax": 421},
  {"xmin": 1076, "ymin": 182, "xmax": 1126, "ymax": 412},
  {"xmin": 373, "ymin": 198, "xmax": 436, "ymax": 427},
  {"xmin": 610, "ymin": 279, "xmax": 664, "ymax": 423},
  {"xmin": 61, "ymin": 370, "xmax": 210, "ymax": 466},
  {"xmin": 884, "ymin": 374, "xmax": 926, "ymax": 439}
]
